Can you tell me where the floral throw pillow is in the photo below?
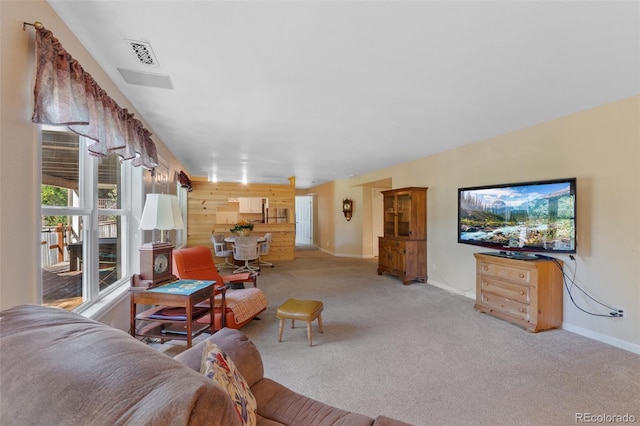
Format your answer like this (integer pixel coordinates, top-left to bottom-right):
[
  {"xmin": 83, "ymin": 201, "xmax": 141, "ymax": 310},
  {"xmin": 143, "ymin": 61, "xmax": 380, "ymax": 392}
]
[{"xmin": 200, "ymin": 341, "xmax": 257, "ymax": 426}]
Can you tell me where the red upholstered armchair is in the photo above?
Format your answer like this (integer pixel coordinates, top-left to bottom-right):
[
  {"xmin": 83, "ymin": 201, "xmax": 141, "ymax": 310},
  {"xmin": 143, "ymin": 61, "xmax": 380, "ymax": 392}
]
[{"xmin": 172, "ymin": 246, "xmax": 268, "ymax": 329}]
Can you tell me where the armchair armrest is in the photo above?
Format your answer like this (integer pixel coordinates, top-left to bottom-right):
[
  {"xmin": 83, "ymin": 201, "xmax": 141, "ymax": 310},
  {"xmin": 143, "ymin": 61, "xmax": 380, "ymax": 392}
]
[
  {"xmin": 221, "ymin": 272, "xmax": 258, "ymax": 287},
  {"xmin": 213, "ymin": 282, "xmax": 230, "ymax": 291}
]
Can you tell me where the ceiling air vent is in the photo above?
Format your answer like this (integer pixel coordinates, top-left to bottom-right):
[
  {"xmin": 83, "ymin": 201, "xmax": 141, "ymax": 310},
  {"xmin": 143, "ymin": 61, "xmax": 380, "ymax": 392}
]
[{"xmin": 126, "ymin": 39, "xmax": 159, "ymax": 67}]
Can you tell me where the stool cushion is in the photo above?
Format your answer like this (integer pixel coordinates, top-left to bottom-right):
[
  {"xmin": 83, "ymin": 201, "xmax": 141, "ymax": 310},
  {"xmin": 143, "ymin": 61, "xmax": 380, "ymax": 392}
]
[{"xmin": 276, "ymin": 298, "xmax": 323, "ymax": 321}]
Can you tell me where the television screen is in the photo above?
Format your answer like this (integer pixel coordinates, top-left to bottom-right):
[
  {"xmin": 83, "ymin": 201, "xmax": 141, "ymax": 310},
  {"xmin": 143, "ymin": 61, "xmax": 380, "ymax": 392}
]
[{"xmin": 458, "ymin": 178, "xmax": 577, "ymax": 254}]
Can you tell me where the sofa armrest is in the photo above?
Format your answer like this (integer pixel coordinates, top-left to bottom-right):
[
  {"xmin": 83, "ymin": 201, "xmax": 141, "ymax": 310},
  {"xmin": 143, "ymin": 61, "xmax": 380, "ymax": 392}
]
[
  {"xmin": 0, "ymin": 305, "xmax": 241, "ymax": 426},
  {"xmin": 251, "ymin": 378, "xmax": 376, "ymax": 425},
  {"xmin": 373, "ymin": 416, "xmax": 414, "ymax": 426},
  {"xmin": 174, "ymin": 327, "xmax": 264, "ymax": 387}
]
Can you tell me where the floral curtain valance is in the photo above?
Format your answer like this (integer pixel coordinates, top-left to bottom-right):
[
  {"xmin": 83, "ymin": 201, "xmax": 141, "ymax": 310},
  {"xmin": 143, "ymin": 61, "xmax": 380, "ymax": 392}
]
[{"xmin": 31, "ymin": 25, "xmax": 158, "ymax": 169}]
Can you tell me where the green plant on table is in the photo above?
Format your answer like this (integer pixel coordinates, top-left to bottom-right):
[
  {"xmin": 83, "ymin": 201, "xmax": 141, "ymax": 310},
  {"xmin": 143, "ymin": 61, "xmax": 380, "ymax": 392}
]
[{"xmin": 230, "ymin": 220, "xmax": 254, "ymax": 233}]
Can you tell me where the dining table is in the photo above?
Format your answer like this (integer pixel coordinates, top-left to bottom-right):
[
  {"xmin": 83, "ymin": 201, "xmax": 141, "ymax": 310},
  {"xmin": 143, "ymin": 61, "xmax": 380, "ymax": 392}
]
[{"xmin": 224, "ymin": 235, "xmax": 266, "ymax": 244}]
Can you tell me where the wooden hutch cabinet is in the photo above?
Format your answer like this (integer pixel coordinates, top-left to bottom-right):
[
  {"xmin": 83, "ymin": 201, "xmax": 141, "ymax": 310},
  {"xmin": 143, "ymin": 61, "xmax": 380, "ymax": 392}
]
[{"xmin": 377, "ymin": 187, "xmax": 428, "ymax": 284}]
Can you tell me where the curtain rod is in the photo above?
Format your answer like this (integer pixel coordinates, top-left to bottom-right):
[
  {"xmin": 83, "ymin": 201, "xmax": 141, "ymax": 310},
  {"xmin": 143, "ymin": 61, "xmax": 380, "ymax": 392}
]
[{"xmin": 23, "ymin": 21, "xmax": 44, "ymax": 31}]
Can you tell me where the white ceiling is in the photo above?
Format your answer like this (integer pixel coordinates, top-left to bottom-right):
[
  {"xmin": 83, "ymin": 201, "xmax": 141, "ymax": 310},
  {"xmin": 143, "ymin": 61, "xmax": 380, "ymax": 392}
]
[{"xmin": 48, "ymin": 1, "xmax": 639, "ymax": 188}]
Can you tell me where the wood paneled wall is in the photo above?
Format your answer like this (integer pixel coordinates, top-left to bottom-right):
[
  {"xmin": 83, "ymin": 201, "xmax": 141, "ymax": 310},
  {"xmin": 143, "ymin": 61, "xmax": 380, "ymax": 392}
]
[{"xmin": 187, "ymin": 177, "xmax": 296, "ymax": 262}]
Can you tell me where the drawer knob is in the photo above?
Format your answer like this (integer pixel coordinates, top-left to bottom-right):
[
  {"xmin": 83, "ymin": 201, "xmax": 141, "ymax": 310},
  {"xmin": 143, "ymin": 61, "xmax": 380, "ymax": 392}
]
[
  {"xmin": 520, "ymin": 291, "xmax": 525, "ymax": 295},
  {"xmin": 482, "ymin": 281, "xmax": 488, "ymax": 287},
  {"xmin": 483, "ymin": 266, "xmax": 489, "ymax": 271},
  {"xmin": 519, "ymin": 273, "xmax": 525, "ymax": 278},
  {"xmin": 520, "ymin": 308, "xmax": 525, "ymax": 313}
]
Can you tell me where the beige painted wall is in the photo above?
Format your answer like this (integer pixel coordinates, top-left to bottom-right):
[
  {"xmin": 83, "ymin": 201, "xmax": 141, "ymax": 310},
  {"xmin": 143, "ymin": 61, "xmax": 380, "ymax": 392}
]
[
  {"xmin": 309, "ymin": 182, "xmax": 336, "ymax": 252},
  {"xmin": 314, "ymin": 96, "xmax": 639, "ymax": 351},
  {"xmin": 0, "ymin": 2, "xmax": 185, "ymax": 326},
  {"xmin": 310, "ymin": 178, "xmax": 380, "ymax": 256}
]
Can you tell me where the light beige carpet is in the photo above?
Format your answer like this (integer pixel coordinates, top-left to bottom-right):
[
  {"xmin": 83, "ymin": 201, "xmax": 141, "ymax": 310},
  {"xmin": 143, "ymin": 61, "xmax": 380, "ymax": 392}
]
[{"xmin": 153, "ymin": 249, "xmax": 640, "ymax": 426}]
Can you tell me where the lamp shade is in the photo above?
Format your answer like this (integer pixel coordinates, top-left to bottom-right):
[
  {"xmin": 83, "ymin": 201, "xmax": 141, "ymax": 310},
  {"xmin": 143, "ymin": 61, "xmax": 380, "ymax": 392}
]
[{"xmin": 139, "ymin": 194, "xmax": 185, "ymax": 231}]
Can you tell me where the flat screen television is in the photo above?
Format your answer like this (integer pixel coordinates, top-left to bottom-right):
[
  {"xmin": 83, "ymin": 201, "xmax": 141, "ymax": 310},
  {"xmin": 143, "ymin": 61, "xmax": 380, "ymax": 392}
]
[{"xmin": 458, "ymin": 178, "xmax": 577, "ymax": 256}]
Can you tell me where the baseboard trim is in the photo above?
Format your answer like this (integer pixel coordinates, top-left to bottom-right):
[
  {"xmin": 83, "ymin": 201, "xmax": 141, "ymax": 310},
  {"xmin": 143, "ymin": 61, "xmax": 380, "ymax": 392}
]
[
  {"xmin": 321, "ymin": 248, "xmax": 371, "ymax": 259},
  {"xmin": 561, "ymin": 322, "xmax": 640, "ymax": 355},
  {"xmin": 427, "ymin": 278, "xmax": 475, "ymax": 299}
]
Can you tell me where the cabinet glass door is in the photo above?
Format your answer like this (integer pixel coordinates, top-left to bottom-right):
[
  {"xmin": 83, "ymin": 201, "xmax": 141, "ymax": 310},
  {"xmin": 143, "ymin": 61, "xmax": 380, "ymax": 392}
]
[
  {"xmin": 383, "ymin": 195, "xmax": 396, "ymax": 236},
  {"xmin": 397, "ymin": 193, "xmax": 412, "ymax": 237}
]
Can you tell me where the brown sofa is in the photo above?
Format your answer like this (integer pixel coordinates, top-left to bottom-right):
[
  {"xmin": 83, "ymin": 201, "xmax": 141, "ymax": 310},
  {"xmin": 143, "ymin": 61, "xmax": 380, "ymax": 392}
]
[{"xmin": 0, "ymin": 305, "xmax": 411, "ymax": 426}]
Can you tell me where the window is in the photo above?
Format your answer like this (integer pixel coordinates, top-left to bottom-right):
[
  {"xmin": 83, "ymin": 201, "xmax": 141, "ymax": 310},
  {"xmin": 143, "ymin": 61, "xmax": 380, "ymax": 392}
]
[{"xmin": 41, "ymin": 128, "xmax": 130, "ymax": 311}]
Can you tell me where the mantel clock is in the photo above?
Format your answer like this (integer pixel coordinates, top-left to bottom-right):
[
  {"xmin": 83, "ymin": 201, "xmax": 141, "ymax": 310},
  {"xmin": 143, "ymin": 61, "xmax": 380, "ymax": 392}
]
[{"xmin": 138, "ymin": 242, "xmax": 176, "ymax": 288}]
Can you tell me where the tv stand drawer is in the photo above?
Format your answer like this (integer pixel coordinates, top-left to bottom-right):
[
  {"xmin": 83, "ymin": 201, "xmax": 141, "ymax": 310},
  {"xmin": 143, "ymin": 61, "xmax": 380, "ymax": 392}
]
[
  {"xmin": 479, "ymin": 277, "xmax": 530, "ymax": 304},
  {"xmin": 474, "ymin": 253, "xmax": 563, "ymax": 332},
  {"xmin": 479, "ymin": 261, "xmax": 531, "ymax": 284},
  {"xmin": 480, "ymin": 291, "xmax": 530, "ymax": 321}
]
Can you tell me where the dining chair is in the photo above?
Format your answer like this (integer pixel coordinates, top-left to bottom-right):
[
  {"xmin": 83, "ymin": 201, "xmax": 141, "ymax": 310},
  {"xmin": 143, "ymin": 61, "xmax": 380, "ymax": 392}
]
[
  {"xmin": 253, "ymin": 232, "xmax": 274, "ymax": 268},
  {"xmin": 210, "ymin": 233, "xmax": 234, "ymax": 270},
  {"xmin": 232, "ymin": 236, "xmax": 261, "ymax": 274}
]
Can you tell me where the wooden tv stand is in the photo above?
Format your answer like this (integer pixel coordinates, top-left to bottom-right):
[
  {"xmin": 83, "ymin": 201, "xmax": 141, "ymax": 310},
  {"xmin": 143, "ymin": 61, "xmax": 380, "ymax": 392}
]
[{"xmin": 473, "ymin": 253, "xmax": 563, "ymax": 332}]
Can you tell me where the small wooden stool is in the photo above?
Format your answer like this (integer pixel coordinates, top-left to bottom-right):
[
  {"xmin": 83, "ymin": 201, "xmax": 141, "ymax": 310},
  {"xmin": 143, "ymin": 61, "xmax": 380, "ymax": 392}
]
[{"xmin": 276, "ymin": 298, "xmax": 323, "ymax": 346}]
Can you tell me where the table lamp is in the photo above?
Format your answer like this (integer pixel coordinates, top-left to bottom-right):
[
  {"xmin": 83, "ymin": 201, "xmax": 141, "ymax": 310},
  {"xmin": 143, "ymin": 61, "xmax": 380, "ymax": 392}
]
[
  {"xmin": 139, "ymin": 193, "xmax": 185, "ymax": 242},
  {"xmin": 137, "ymin": 194, "xmax": 184, "ymax": 287}
]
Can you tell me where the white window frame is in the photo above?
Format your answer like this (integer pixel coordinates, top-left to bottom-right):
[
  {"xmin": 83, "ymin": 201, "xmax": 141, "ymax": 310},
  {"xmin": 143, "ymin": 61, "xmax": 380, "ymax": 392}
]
[{"xmin": 40, "ymin": 128, "xmax": 133, "ymax": 313}]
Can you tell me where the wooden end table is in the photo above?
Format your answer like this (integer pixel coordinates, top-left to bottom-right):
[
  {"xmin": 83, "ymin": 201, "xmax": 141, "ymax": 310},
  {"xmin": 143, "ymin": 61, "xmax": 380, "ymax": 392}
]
[{"xmin": 130, "ymin": 279, "xmax": 225, "ymax": 348}]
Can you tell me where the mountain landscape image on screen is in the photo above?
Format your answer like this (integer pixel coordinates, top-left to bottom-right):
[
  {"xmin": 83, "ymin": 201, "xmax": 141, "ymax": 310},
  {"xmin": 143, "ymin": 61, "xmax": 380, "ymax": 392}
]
[{"xmin": 458, "ymin": 181, "xmax": 576, "ymax": 252}]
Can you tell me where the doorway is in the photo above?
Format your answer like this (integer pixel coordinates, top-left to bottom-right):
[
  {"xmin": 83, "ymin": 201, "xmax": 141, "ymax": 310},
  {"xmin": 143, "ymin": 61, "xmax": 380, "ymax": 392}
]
[{"xmin": 295, "ymin": 196, "xmax": 313, "ymax": 245}]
